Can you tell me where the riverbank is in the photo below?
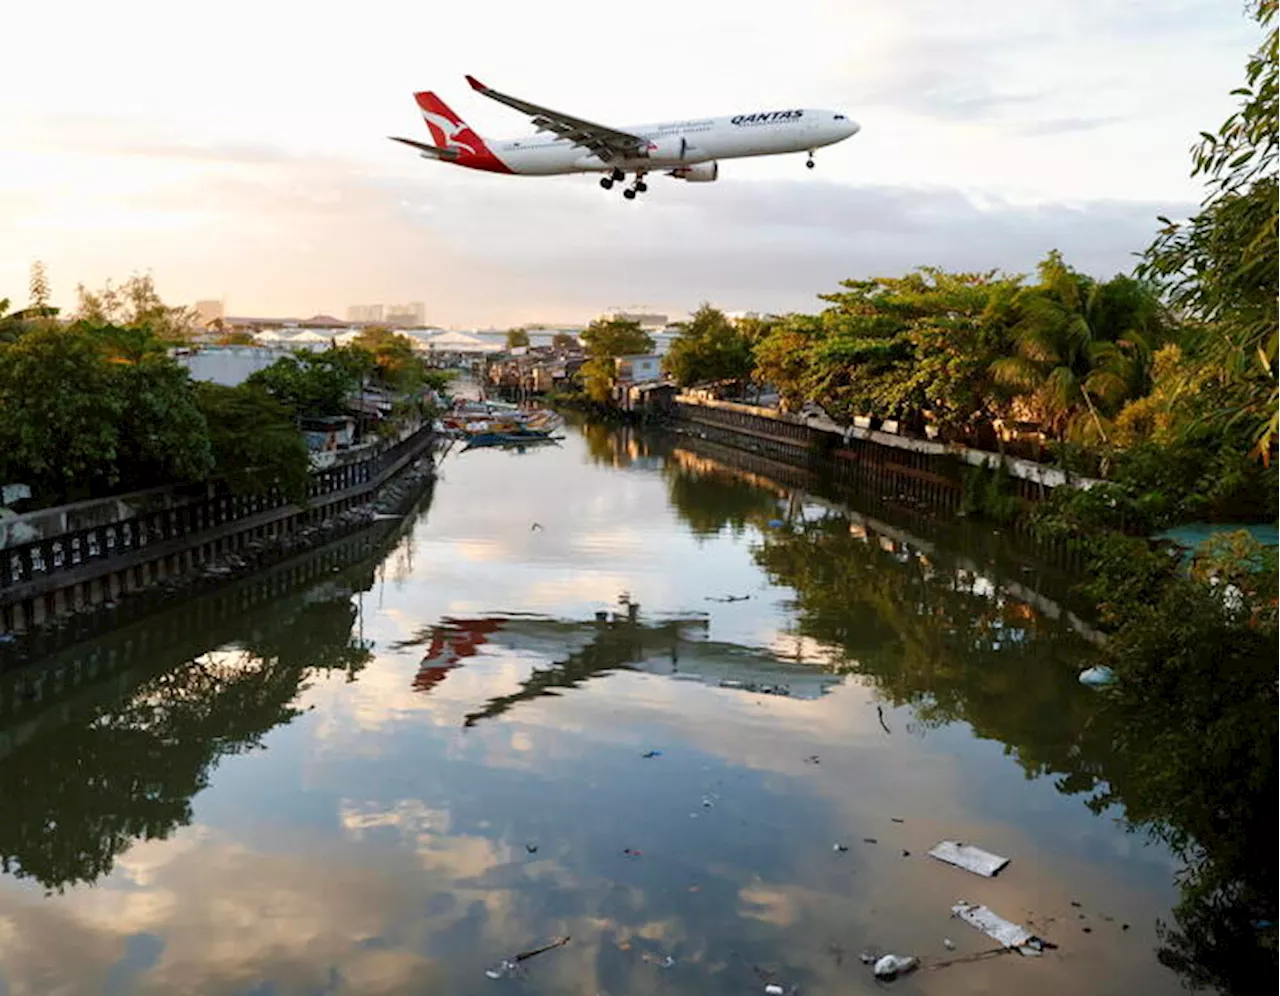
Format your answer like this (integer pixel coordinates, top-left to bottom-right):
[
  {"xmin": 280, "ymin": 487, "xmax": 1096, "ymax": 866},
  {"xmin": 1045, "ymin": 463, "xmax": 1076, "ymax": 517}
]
[{"xmin": 0, "ymin": 429, "xmax": 438, "ymax": 662}]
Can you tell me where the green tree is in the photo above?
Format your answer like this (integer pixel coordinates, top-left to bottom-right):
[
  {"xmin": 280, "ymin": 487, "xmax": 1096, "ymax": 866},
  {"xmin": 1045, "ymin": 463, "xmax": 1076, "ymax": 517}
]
[
  {"xmin": 1, "ymin": 263, "xmax": 60, "ymax": 343},
  {"xmin": 28, "ymin": 261, "xmax": 52, "ymax": 315},
  {"xmin": 73, "ymin": 273, "xmax": 197, "ymax": 344},
  {"xmin": 663, "ymin": 304, "xmax": 754, "ymax": 388},
  {"xmin": 578, "ymin": 317, "xmax": 654, "ymax": 403},
  {"xmin": 751, "ymin": 269, "xmax": 1020, "ymax": 432},
  {"xmin": 246, "ymin": 351, "xmax": 359, "ymax": 418},
  {"xmin": 194, "ymin": 383, "xmax": 311, "ymax": 501},
  {"xmin": 752, "ymin": 316, "xmax": 820, "ymax": 412},
  {"xmin": 351, "ymin": 327, "xmax": 425, "ymax": 392},
  {"xmin": 506, "ymin": 327, "xmax": 531, "ymax": 349},
  {"xmin": 0, "ymin": 298, "xmax": 23, "ymax": 344},
  {"xmin": 0, "ymin": 327, "xmax": 126, "ymax": 500},
  {"xmin": 1140, "ymin": 0, "xmax": 1277, "ymax": 460},
  {"xmin": 0, "ymin": 325, "xmax": 216, "ymax": 500},
  {"xmin": 992, "ymin": 252, "xmax": 1166, "ymax": 444},
  {"xmin": 551, "ymin": 332, "xmax": 578, "ymax": 350},
  {"xmin": 111, "ymin": 355, "xmax": 215, "ymax": 490}
]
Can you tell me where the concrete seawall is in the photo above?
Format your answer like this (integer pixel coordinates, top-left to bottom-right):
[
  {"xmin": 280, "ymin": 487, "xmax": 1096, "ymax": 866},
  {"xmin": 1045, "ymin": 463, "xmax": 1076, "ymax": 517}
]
[{"xmin": 0, "ymin": 426, "xmax": 437, "ymax": 640}]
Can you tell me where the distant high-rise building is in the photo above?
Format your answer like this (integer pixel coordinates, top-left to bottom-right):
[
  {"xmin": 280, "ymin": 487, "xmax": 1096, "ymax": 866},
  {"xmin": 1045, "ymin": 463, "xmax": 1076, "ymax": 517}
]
[
  {"xmin": 384, "ymin": 302, "xmax": 427, "ymax": 327},
  {"xmin": 347, "ymin": 304, "xmax": 384, "ymax": 322},
  {"xmin": 195, "ymin": 299, "xmax": 225, "ymax": 325}
]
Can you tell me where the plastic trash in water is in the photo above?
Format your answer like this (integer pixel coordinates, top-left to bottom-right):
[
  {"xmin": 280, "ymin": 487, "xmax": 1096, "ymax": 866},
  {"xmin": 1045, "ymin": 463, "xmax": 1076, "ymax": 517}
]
[
  {"xmin": 952, "ymin": 901, "xmax": 1052, "ymax": 956},
  {"xmin": 872, "ymin": 954, "xmax": 919, "ymax": 979},
  {"xmin": 943, "ymin": 937, "xmax": 956, "ymax": 950},
  {"xmin": 764, "ymin": 985, "xmax": 785, "ymax": 995},
  {"xmin": 1078, "ymin": 665, "xmax": 1116, "ymax": 687},
  {"xmin": 641, "ymin": 749, "xmax": 663, "ymax": 758},
  {"xmin": 767, "ymin": 519, "xmax": 785, "ymax": 528},
  {"xmin": 485, "ymin": 936, "xmax": 571, "ymax": 979},
  {"xmin": 485, "ymin": 959, "xmax": 518, "ymax": 979},
  {"xmin": 928, "ymin": 841, "xmax": 1011, "ymax": 877}
]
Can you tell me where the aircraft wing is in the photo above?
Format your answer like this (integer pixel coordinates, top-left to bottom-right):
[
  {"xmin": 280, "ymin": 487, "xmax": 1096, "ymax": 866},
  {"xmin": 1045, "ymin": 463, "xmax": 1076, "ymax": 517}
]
[{"xmin": 465, "ymin": 75, "xmax": 648, "ymax": 162}]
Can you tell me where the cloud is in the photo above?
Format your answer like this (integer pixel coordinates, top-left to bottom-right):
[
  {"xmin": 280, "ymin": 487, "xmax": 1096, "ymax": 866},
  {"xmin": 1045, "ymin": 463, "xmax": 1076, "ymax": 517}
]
[
  {"xmin": 367, "ymin": 172, "xmax": 1185, "ymax": 317},
  {"xmin": 1012, "ymin": 115, "xmax": 1127, "ymax": 137}
]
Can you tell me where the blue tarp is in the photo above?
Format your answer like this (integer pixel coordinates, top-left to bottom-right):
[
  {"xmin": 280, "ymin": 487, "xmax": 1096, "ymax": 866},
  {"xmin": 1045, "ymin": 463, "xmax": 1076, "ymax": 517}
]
[
  {"xmin": 1153, "ymin": 522, "xmax": 1278, "ymax": 568},
  {"xmin": 1154, "ymin": 521, "xmax": 1278, "ymax": 549}
]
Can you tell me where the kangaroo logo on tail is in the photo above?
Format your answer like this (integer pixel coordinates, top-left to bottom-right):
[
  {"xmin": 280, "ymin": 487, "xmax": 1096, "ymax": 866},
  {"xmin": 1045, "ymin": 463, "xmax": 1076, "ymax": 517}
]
[
  {"xmin": 409, "ymin": 89, "xmax": 512, "ymax": 175},
  {"xmin": 416, "ymin": 92, "xmax": 481, "ymax": 156}
]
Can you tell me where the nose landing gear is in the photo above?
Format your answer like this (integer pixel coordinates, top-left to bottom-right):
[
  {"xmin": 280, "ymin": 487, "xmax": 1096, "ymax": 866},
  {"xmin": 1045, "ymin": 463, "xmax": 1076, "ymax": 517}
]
[{"xmin": 806, "ymin": 150, "xmax": 816, "ymax": 169}]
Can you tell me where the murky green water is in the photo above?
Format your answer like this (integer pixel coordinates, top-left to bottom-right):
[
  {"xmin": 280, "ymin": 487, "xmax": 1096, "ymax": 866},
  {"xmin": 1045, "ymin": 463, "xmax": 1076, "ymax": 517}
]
[{"xmin": 0, "ymin": 422, "xmax": 1252, "ymax": 995}]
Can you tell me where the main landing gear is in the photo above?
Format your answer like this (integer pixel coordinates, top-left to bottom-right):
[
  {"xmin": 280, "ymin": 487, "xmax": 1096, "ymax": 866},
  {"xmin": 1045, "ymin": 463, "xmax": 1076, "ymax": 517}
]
[
  {"xmin": 602, "ymin": 170, "xmax": 648, "ymax": 200},
  {"xmin": 599, "ymin": 167, "xmax": 627, "ymax": 190}
]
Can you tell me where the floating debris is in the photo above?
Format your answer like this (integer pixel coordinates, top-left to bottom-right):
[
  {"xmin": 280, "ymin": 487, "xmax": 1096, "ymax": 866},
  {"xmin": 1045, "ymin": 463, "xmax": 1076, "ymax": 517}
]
[
  {"xmin": 863, "ymin": 837, "xmax": 878, "ymax": 844},
  {"xmin": 943, "ymin": 938, "xmax": 956, "ymax": 951},
  {"xmin": 525, "ymin": 843, "xmax": 539, "ymax": 854},
  {"xmin": 890, "ymin": 817, "xmax": 905, "ymax": 823},
  {"xmin": 641, "ymin": 749, "xmax": 663, "ymax": 758},
  {"xmin": 833, "ymin": 843, "xmax": 849, "ymax": 853},
  {"xmin": 873, "ymin": 954, "xmax": 919, "ymax": 979},
  {"xmin": 804, "ymin": 755, "xmax": 821, "ymax": 764},
  {"xmin": 622, "ymin": 848, "xmax": 643, "ymax": 858},
  {"xmin": 484, "ymin": 936, "xmax": 570, "ymax": 979},
  {"xmin": 1078, "ymin": 665, "xmax": 1116, "ymax": 687},
  {"xmin": 764, "ymin": 985, "xmax": 785, "ymax": 995},
  {"xmin": 929, "ymin": 841, "xmax": 1010, "ymax": 878},
  {"xmin": 952, "ymin": 902, "xmax": 1054, "ymax": 956},
  {"xmin": 901, "ymin": 849, "xmax": 912, "ymax": 857}
]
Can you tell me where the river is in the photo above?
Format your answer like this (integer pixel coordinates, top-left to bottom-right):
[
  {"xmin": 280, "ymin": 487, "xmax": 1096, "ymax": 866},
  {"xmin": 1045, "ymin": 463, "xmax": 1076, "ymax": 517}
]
[{"xmin": 0, "ymin": 420, "xmax": 1256, "ymax": 995}]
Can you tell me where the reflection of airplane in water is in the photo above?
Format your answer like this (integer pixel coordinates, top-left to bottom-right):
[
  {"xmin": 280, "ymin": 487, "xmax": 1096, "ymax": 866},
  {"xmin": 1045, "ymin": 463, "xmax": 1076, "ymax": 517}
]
[{"xmin": 402, "ymin": 602, "xmax": 842, "ymax": 726}]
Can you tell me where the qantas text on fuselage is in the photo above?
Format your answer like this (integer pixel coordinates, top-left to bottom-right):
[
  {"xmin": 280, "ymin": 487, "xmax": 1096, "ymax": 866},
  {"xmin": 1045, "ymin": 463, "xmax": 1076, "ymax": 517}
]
[{"xmin": 388, "ymin": 77, "xmax": 860, "ymax": 199}]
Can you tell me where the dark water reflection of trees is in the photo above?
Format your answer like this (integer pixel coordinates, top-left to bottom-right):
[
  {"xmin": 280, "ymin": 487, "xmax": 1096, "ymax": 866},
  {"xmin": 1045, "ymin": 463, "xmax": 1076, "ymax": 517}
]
[
  {"xmin": 0, "ymin": 524, "xmax": 389, "ymax": 895},
  {"xmin": 660, "ymin": 440, "xmax": 1276, "ymax": 996}
]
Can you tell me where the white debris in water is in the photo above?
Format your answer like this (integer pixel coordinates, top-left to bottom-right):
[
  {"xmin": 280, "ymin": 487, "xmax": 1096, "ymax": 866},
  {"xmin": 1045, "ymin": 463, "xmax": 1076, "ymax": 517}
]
[
  {"xmin": 873, "ymin": 954, "xmax": 919, "ymax": 978},
  {"xmin": 952, "ymin": 901, "xmax": 1039, "ymax": 954},
  {"xmin": 928, "ymin": 841, "xmax": 1010, "ymax": 877}
]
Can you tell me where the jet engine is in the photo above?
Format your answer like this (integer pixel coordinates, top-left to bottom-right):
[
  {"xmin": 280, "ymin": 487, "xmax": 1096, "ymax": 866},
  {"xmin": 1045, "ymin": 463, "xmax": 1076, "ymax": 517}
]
[
  {"xmin": 667, "ymin": 161, "xmax": 719, "ymax": 182},
  {"xmin": 644, "ymin": 136, "xmax": 697, "ymax": 162}
]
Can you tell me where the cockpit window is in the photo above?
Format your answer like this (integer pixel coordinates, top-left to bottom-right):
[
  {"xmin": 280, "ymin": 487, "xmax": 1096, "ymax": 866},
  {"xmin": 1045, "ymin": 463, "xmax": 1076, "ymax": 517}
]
[{"xmin": 834, "ymin": 114, "xmax": 846, "ymax": 120}]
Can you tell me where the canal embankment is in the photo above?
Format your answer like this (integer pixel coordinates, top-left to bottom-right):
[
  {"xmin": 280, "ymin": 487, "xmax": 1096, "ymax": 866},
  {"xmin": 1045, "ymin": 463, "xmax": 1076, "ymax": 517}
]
[
  {"xmin": 666, "ymin": 394, "xmax": 1102, "ymax": 568},
  {"xmin": 0, "ymin": 422, "xmax": 438, "ymax": 648}
]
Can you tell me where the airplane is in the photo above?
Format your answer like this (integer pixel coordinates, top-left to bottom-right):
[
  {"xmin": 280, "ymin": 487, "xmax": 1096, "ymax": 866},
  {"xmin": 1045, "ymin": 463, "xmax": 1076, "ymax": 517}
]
[{"xmin": 389, "ymin": 76, "xmax": 861, "ymax": 199}]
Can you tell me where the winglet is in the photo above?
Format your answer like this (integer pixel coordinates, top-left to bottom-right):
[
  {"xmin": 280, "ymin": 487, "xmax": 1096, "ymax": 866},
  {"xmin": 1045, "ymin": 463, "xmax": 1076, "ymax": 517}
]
[{"xmin": 465, "ymin": 75, "xmax": 488, "ymax": 92}]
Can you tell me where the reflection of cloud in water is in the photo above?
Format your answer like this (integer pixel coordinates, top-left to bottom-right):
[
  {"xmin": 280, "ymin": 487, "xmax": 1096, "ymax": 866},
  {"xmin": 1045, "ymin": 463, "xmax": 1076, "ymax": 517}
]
[
  {"xmin": 0, "ymin": 828, "xmax": 447, "ymax": 995},
  {"xmin": 450, "ymin": 538, "xmax": 509, "ymax": 563},
  {"xmin": 523, "ymin": 573, "xmax": 638, "ymax": 610}
]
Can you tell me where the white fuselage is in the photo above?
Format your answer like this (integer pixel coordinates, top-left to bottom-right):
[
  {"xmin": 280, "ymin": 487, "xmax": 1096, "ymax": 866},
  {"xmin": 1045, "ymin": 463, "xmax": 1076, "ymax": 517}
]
[{"xmin": 490, "ymin": 108, "xmax": 859, "ymax": 175}]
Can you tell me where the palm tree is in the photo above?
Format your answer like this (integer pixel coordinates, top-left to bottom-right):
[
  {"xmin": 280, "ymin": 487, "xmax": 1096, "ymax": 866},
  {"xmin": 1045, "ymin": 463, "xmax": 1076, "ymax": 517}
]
[{"xmin": 992, "ymin": 252, "xmax": 1165, "ymax": 444}]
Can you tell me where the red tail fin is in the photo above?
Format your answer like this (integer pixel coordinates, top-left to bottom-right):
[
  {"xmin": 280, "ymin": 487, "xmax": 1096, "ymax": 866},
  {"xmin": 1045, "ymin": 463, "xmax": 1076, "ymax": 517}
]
[{"xmin": 412, "ymin": 91, "xmax": 511, "ymax": 174}]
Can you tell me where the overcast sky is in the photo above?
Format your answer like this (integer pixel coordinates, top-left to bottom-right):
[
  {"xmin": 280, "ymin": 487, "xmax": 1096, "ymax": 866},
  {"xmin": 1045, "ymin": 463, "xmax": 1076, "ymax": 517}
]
[{"xmin": 0, "ymin": 1, "xmax": 1261, "ymax": 327}]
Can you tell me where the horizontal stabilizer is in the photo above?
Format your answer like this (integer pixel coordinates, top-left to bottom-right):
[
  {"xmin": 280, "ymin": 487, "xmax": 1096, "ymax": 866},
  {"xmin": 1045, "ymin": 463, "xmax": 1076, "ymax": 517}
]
[{"xmin": 388, "ymin": 136, "xmax": 461, "ymax": 160}]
